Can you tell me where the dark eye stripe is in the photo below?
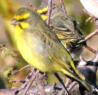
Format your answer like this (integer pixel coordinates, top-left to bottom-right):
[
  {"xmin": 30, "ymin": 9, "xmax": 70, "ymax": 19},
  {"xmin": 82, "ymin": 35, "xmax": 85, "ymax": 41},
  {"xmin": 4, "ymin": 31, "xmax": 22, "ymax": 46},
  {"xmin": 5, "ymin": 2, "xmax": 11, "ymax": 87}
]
[
  {"xmin": 40, "ymin": 11, "xmax": 47, "ymax": 15},
  {"xmin": 19, "ymin": 23, "xmax": 23, "ymax": 29},
  {"xmin": 18, "ymin": 19, "xmax": 25, "ymax": 22}
]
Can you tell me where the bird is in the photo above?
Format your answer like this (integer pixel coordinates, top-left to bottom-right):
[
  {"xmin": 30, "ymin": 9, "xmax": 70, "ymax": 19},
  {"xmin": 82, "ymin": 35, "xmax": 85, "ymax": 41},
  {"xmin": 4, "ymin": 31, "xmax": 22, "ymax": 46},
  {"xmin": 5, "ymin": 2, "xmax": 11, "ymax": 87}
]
[
  {"xmin": 37, "ymin": 4, "xmax": 96, "ymax": 59},
  {"xmin": 50, "ymin": 4, "xmax": 86, "ymax": 60},
  {"xmin": 11, "ymin": 7, "xmax": 92, "ymax": 91},
  {"xmin": 80, "ymin": 0, "xmax": 98, "ymax": 18}
]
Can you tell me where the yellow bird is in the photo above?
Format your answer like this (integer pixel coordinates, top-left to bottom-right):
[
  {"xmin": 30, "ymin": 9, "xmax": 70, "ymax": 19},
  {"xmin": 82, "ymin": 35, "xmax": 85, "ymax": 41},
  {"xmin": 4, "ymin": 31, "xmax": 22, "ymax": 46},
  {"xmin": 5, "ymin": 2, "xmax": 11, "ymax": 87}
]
[{"xmin": 11, "ymin": 7, "xmax": 91, "ymax": 91}]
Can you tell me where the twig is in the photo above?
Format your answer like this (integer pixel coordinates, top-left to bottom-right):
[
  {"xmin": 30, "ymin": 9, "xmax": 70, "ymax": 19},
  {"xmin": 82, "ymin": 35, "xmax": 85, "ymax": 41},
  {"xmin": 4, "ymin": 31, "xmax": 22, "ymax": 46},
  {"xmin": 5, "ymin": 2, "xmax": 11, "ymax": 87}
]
[
  {"xmin": 86, "ymin": 17, "xmax": 93, "ymax": 22},
  {"xmin": 22, "ymin": 68, "xmax": 39, "ymax": 95},
  {"xmin": 78, "ymin": 56, "xmax": 87, "ymax": 66},
  {"xmin": 59, "ymin": 0, "xmax": 67, "ymax": 14},
  {"xmin": 85, "ymin": 29, "xmax": 98, "ymax": 41},
  {"xmin": 37, "ymin": 73, "xmax": 46, "ymax": 95},
  {"xmin": 93, "ymin": 51, "xmax": 98, "ymax": 62},
  {"xmin": 9, "ymin": 80, "xmax": 25, "ymax": 84},
  {"xmin": 79, "ymin": 55, "xmax": 86, "ymax": 62},
  {"xmin": 47, "ymin": 0, "xmax": 52, "ymax": 25},
  {"xmin": 12, "ymin": 65, "xmax": 30, "ymax": 75},
  {"xmin": 57, "ymin": 87, "xmax": 65, "ymax": 95},
  {"xmin": 14, "ymin": 68, "xmax": 33, "ymax": 95},
  {"xmin": 95, "ymin": 20, "xmax": 98, "ymax": 27},
  {"xmin": 84, "ymin": 45, "xmax": 96, "ymax": 54},
  {"xmin": 84, "ymin": 29, "xmax": 98, "ymax": 54},
  {"xmin": 83, "ymin": 9, "xmax": 96, "ymax": 23},
  {"xmin": 68, "ymin": 81, "xmax": 78, "ymax": 92}
]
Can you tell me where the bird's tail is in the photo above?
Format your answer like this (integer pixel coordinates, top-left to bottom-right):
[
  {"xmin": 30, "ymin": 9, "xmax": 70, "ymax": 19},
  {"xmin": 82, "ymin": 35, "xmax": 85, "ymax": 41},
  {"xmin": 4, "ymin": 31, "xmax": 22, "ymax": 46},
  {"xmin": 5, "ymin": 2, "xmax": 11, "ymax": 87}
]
[
  {"xmin": 61, "ymin": 68, "xmax": 92, "ymax": 91},
  {"xmin": 68, "ymin": 60, "xmax": 86, "ymax": 81}
]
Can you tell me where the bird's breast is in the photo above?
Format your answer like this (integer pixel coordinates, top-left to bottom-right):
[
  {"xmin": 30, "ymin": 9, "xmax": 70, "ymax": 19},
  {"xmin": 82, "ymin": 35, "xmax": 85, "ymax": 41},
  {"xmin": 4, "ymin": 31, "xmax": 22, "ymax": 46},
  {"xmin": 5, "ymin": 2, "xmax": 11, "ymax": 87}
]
[{"xmin": 15, "ymin": 33, "xmax": 56, "ymax": 72}]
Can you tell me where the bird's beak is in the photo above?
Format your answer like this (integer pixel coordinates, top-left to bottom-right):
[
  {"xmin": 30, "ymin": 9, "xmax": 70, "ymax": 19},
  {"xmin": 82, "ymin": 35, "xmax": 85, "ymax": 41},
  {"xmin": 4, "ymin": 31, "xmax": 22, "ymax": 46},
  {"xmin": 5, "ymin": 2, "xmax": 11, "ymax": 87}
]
[{"xmin": 11, "ymin": 19, "xmax": 20, "ymax": 25}]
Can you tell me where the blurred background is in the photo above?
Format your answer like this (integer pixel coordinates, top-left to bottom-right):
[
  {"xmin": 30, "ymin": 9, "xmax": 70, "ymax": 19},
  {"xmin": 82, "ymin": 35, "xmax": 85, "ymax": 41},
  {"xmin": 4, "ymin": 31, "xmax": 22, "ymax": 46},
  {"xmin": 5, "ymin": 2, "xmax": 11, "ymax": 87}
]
[{"xmin": 0, "ymin": 0, "xmax": 97, "ymax": 88}]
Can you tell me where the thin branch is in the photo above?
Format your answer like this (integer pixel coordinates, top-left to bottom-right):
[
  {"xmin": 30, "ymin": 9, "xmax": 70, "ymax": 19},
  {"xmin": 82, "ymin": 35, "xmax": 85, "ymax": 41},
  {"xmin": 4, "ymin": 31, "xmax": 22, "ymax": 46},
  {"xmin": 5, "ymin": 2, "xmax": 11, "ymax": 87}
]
[
  {"xmin": 12, "ymin": 65, "xmax": 30, "ymax": 75},
  {"xmin": 85, "ymin": 29, "xmax": 98, "ymax": 41},
  {"xmin": 68, "ymin": 82, "xmax": 78, "ymax": 92},
  {"xmin": 78, "ymin": 55, "xmax": 87, "ymax": 66},
  {"xmin": 47, "ymin": 0, "xmax": 52, "ymax": 25},
  {"xmin": 83, "ymin": 29, "xmax": 98, "ymax": 54},
  {"xmin": 37, "ymin": 73, "xmax": 46, "ymax": 95},
  {"xmin": 84, "ymin": 45, "xmax": 96, "ymax": 54},
  {"xmin": 59, "ymin": 0, "xmax": 67, "ymax": 14},
  {"xmin": 22, "ymin": 69, "xmax": 39, "ymax": 95},
  {"xmin": 93, "ymin": 51, "xmax": 98, "ymax": 62}
]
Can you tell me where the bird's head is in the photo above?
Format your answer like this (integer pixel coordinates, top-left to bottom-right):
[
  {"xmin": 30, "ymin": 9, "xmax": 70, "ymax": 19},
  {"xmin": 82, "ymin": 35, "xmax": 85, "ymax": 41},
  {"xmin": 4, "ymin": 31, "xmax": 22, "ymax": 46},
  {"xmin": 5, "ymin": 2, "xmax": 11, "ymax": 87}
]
[{"xmin": 11, "ymin": 7, "xmax": 42, "ymax": 30}]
